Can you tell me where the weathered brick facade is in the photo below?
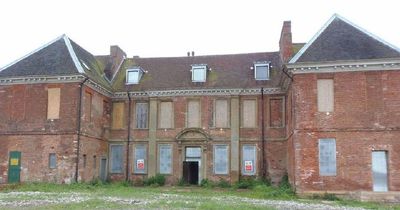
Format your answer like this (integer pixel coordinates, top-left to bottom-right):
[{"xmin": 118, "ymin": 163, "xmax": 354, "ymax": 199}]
[{"xmin": 1, "ymin": 14, "xmax": 399, "ymax": 197}]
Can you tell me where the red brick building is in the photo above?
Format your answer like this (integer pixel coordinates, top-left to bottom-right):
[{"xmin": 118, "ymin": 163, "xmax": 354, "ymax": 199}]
[{"xmin": 1, "ymin": 14, "xmax": 399, "ymax": 195}]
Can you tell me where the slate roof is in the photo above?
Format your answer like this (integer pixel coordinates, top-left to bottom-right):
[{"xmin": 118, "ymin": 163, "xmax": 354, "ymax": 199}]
[
  {"xmin": 0, "ymin": 35, "xmax": 111, "ymax": 88},
  {"xmin": 111, "ymin": 52, "xmax": 283, "ymax": 92},
  {"xmin": 290, "ymin": 14, "xmax": 400, "ymax": 63}
]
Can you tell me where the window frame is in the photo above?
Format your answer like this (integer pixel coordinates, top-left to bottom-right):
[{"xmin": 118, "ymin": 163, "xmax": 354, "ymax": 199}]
[
  {"xmin": 126, "ymin": 68, "xmax": 143, "ymax": 84},
  {"xmin": 158, "ymin": 101, "xmax": 174, "ymax": 129},
  {"xmin": 242, "ymin": 145, "xmax": 257, "ymax": 176},
  {"xmin": 186, "ymin": 99, "xmax": 201, "ymax": 128},
  {"xmin": 254, "ymin": 63, "xmax": 270, "ymax": 80},
  {"xmin": 191, "ymin": 65, "xmax": 207, "ymax": 82},
  {"xmin": 318, "ymin": 138, "xmax": 337, "ymax": 176},
  {"xmin": 213, "ymin": 98, "xmax": 230, "ymax": 128},
  {"xmin": 213, "ymin": 144, "xmax": 229, "ymax": 175},
  {"xmin": 110, "ymin": 144, "xmax": 124, "ymax": 173},
  {"xmin": 49, "ymin": 153, "xmax": 57, "ymax": 169},
  {"xmin": 241, "ymin": 98, "xmax": 258, "ymax": 128},
  {"xmin": 158, "ymin": 144, "xmax": 173, "ymax": 175},
  {"xmin": 134, "ymin": 144, "xmax": 147, "ymax": 174},
  {"xmin": 135, "ymin": 102, "xmax": 149, "ymax": 129}
]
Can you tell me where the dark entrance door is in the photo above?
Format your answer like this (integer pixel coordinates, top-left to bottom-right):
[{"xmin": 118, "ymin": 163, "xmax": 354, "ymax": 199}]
[
  {"xmin": 8, "ymin": 151, "xmax": 21, "ymax": 183},
  {"xmin": 183, "ymin": 161, "xmax": 199, "ymax": 185},
  {"xmin": 100, "ymin": 158, "xmax": 107, "ymax": 182}
]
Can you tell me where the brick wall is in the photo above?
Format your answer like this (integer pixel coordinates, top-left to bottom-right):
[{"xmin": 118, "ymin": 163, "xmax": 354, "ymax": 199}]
[{"xmin": 290, "ymin": 69, "xmax": 400, "ymax": 192}]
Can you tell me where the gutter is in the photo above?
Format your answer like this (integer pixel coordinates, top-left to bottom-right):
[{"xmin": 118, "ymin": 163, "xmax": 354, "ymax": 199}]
[
  {"xmin": 75, "ymin": 77, "xmax": 89, "ymax": 183},
  {"xmin": 126, "ymin": 91, "xmax": 132, "ymax": 181}
]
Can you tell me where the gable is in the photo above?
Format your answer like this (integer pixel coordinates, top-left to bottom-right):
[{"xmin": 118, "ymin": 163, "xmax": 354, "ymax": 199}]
[{"xmin": 290, "ymin": 14, "xmax": 400, "ymax": 63}]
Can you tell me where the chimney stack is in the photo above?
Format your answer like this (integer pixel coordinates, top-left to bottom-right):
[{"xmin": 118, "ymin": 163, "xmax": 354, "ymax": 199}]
[
  {"xmin": 279, "ymin": 21, "xmax": 293, "ymax": 63},
  {"xmin": 187, "ymin": 52, "xmax": 190, "ymax": 57},
  {"xmin": 191, "ymin": 51, "xmax": 195, "ymax": 56}
]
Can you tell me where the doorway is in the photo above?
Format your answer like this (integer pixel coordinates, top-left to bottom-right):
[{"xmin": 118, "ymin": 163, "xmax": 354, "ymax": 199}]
[
  {"xmin": 100, "ymin": 158, "xmax": 107, "ymax": 182},
  {"xmin": 183, "ymin": 147, "xmax": 201, "ymax": 185},
  {"xmin": 8, "ymin": 151, "xmax": 21, "ymax": 183},
  {"xmin": 372, "ymin": 151, "xmax": 388, "ymax": 192}
]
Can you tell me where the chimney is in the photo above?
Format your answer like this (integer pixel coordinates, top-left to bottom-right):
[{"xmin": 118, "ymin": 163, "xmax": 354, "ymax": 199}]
[
  {"xmin": 104, "ymin": 45, "xmax": 127, "ymax": 80},
  {"xmin": 187, "ymin": 52, "xmax": 190, "ymax": 57},
  {"xmin": 191, "ymin": 51, "xmax": 195, "ymax": 56},
  {"xmin": 279, "ymin": 21, "xmax": 293, "ymax": 63}
]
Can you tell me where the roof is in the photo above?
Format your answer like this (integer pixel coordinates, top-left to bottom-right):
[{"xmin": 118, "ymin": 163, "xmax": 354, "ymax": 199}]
[
  {"xmin": 112, "ymin": 52, "xmax": 283, "ymax": 92},
  {"xmin": 0, "ymin": 35, "xmax": 110, "ymax": 88},
  {"xmin": 290, "ymin": 14, "xmax": 400, "ymax": 63}
]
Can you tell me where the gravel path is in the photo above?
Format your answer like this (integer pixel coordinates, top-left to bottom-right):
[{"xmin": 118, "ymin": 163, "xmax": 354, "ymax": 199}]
[{"xmin": 0, "ymin": 191, "xmax": 364, "ymax": 210}]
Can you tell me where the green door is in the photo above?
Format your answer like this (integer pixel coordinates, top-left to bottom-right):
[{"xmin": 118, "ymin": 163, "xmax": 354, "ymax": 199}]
[{"xmin": 8, "ymin": 151, "xmax": 21, "ymax": 183}]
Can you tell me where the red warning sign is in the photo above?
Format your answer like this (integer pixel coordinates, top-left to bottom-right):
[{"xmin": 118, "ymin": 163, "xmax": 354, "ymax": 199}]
[
  {"xmin": 137, "ymin": 159, "xmax": 145, "ymax": 170},
  {"xmin": 245, "ymin": 161, "xmax": 253, "ymax": 172}
]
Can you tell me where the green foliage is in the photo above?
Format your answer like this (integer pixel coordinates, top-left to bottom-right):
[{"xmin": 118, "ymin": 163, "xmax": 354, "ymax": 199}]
[
  {"xmin": 216, "ymin": 179, "xmax": 230, "ymax": 188},
  {"xmin": 177, "ymin": 178, "xmax": 189, "ymax": 186},
  {"xmin": 200, "ymin": 179, "xmax": 214, "ymax": 188},
  {"xmin": 144, "ymin": 174, "xmax": 166, "ymax": 186}
]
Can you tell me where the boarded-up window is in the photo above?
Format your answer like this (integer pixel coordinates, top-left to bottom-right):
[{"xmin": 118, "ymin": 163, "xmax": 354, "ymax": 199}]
[
  {"xmin": 317, "ymin": 79, "xmax": 334, "ymax": 112},
  {"xmin": 214, "ymin": 145, "xmax": 229, "ymax": 174},
  {"xmin": 159, "ymin": 144, "xmax": 172, "ymax": 174},
  {"xmin": 49, "ymin": 153, "xmax": 56, "ymax": 169},
  {"xmin": 134, "ymin": 145, "xmax": 147, "ymax": 174},
  {"xmin": 47, "ymin": 88, "xmax": 60, "ymax": 119},
  {"xmin": 135, "ymin": 103, "xmax": 148, "ymax": 129},
  {"xmin": 215, "ymin": 99, "xmax": 228, "ymax": 128},
  {"xmin": 319, "ymin": 138, "xmax": 336, "ymax": 176},
  {"xmin": 187, "ymin": 100, "xmax": 200, "ymax": 127},
  {"xmin": 112, "ymin": 102, "xmax": 124, "ymax": 129},
  {"xmin": 270, "ymin": 98, "xmax": 283, "ymax": 127},
  {"xmin": 242, "ymin": 99, "xmax": 256, "ymax": 128},
  {"xmin": 84, "ymin": 92, "xmax": 92, "ymax": 122},
  {"xmin": 110, "ymin": 145, "xmax": 123, "ymax": 173},
  {"xmin": 159, "ymin": 101, "xmax": 173, "ymax": 128},
  {"xmin": 242, "ymin": 145, "xmax": 256, "ymax": 175}
]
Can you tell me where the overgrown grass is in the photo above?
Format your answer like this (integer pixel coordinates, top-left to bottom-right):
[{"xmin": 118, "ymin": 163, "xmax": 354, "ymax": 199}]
[{"xmin": 1, "ymin": 179, "xmax": 399, "ymax": 210}]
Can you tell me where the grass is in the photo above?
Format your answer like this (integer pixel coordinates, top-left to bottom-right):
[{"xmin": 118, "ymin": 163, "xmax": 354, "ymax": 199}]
[{"xmin": 0, "ymin": 182, "xmax": 399, "ymax": 209}]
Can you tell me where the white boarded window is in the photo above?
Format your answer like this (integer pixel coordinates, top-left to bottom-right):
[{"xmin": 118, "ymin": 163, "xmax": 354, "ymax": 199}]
[
  {"xmin": 110, "ymin": 145, "xmax": 123, "ymax": 173},
  {"xmin": 214, "ymin": 99, "xmax": 229, "ymax": 128},
  {"xmin": 159, "ymin": 101, "xmax": 173, "ymax": 128},
  {"xmin": 187, "ymin": 100, "xmax": 200, "ymax": 127},
  {"xmin": 192, "ymin": 66, "xmax": 207, "ymax": 82},
  {"xmin": 159, "ymin": 144, "xmax": 172, "ymax": 174},
  {"xmin": 254, "ymin": 63, "xmax": 270, "ymax": 80},
  {"xmin": 47, "ymin": 88, "xmax": 60, "ymax": 119},
  {"xmin": 49, "ymin": 153, "xmax": 56, "ymax": 169},
  {"xmin": 242, "ymin": 145, "xmax": 256, "ymax": 175},
  {"xmin": 136, "ymin": 102, "xmax": 148, "ymax": 129},
  {"xmin": 242, "ymin": 99, "xmax": 257, "ymax": 128},
  {"xmin": 214, "ymin": 145, "xmax": 229, "ymax": 175},
  {"xmin": 317, "ymin": 79, "xmax": 334, "ymax": 112},
  {"xmin": 134, "ymin": 145, "xmax": 147, "ymax": 174},
  {"xmin": 126, "ymin": 68, "xmax": 143, "ymax": 84},
  {"xmin": 319, "ymin": 138, "xmax": 336, "ymax": 176}
]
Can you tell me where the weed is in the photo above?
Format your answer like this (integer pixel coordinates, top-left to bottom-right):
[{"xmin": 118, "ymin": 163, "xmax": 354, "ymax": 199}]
[{"xmin": 144, "ymin": 174, "xmax": 166, "ymax": 186}]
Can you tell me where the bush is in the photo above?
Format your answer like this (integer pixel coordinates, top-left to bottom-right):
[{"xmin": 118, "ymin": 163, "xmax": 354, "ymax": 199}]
[
  {"xmin": 216, "ymin": 179, "xmax": 230, "ymax": 188},
  {"xmin": 89, "ymin": 178, "xmax": 103, "ymax": 186},
  {"xmin": 312, "ymin": 193, "xmax": 340, "ymax": 201},
  {"xmin": 200, "ymin": 179, "xmax": 214, "ymax": 188},
  {"xmin": 144, "ymin": 174, "xmax": 166, "ymax": 186},
  {"xmin": 234, "ymin": 177, "xmax": 271, "ymax": 189}
]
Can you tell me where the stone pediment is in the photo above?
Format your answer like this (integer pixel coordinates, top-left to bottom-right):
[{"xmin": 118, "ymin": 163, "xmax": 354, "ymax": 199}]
[{"xmin": 175, "ymin": 128, "xmax": 211, "ymax": 141}]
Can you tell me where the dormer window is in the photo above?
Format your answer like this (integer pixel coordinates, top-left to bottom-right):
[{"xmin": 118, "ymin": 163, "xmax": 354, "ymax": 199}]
[
  {"xmin": 254, "ymin": 62, "xmax": 270, "ymax": 80},
  {"xmin": 191, "ymin": 64, "xmax": 207, "ymax": 82},
  {"xmin": 126, "ymin": 67, "xmax": 144, "ymax": 84}
]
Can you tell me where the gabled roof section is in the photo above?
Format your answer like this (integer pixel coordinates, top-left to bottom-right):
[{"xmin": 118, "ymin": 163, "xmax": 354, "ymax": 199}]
[
  {"xmin": 0, "ymin": 34, "xmax": 111, "ymax": 88},
  {"xmin": 290, "ymin": 14, "xmax": 400, "ymax": 63}
]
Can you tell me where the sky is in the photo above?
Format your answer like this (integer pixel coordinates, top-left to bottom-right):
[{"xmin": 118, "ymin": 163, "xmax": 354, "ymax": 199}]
[{"xmin": 1, "ymin": 0, "xmax": 400, "ymax": 68}]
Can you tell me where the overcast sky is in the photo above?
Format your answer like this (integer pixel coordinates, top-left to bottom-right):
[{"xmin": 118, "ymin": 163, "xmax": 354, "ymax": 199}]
[{"xmin": 1, "ymin": 0, "xmax": 399, "ymax": 68}]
